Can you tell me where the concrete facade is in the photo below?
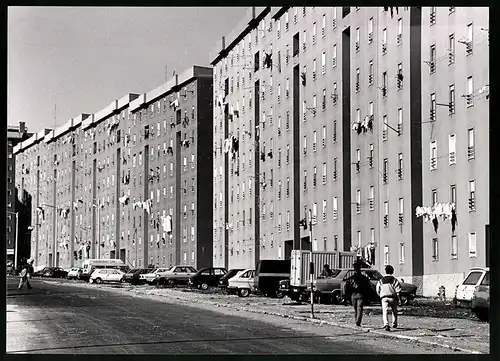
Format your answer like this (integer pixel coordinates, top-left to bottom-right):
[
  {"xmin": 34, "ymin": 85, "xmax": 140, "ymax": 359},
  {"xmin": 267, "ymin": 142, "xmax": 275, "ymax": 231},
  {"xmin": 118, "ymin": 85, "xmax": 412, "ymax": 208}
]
[
  {"xmin": 210, "ymin": 6, "xmax": 489, "ymax": 296},
  {"xmin": 14, "ymin": 66, "xmax": 214, "ymax": 271}
]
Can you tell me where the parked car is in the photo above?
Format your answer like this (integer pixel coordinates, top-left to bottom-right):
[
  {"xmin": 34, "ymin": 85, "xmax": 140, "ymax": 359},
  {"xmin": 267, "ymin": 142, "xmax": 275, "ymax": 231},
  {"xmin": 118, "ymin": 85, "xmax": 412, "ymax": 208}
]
[
  {"xmin": 219, "ymin": 269, "xmax": 245, "ymax": 292},
  {"xmin": 471, "ymin": 271, "xmax": 489, "ymax": 322},
  {"xmin": 189, "ymin": 267, "xmax": 227, "ymax": 290},
  {"xmin": 156, "ymin": 265, "xmax": 198, "ymax": 286},
  {"xmin": 41, "ymin": 267, "xmax": 68, "ymax": 279},
  {"xmin": 227, "ymin": 269, "xmax": 256, "ymax": 297},
  {"xmin": 255, "ymin": 260, "xmax": 290, "ymax": 298},
  {"xmin": 67, "ymin": 268, "xmax": 83, "ymax": 280},
  {"xmin": 89, "ymin": 269, "xmax": 125, "ymax": 284},
  {"xmin": 314, "ymin": 268, "xmax": 417, "ymax": 305},
  {"xmin": 122, "ymin": 268, "xmax": 153, "ymax": 285},
  {"xmin": 80, "ymin": 259, "xmax": 128, "ymax": 282},
  {"xmin": 454, "ymin": 267, "xmax": 489, "ymax": 308},
  {"xmin": 33, "ymin": 267, "xmax": 50, "ymax": 277},
  {"xmin": 139, "ymin": 268, "xmax": 172, "ymax": 285}
]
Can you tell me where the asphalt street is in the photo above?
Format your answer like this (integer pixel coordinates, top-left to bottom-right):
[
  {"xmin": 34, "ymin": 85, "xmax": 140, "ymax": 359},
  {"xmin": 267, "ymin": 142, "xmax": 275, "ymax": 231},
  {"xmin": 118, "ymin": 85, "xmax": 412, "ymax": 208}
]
[{"xmin": 7, "ymin": 277, "xmax": 459, "ymax": 354}]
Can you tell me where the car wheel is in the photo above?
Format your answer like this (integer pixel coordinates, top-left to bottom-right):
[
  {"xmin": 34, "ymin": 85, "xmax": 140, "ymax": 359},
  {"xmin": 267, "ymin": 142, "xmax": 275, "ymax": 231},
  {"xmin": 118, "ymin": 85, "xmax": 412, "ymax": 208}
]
[
  {"xmin": 200, "ymin": 282, "xmax": 209, "ymax": 290},
  {"xmin": 238, "ymin": 288, "xmax": 250, "ymax": 297},
  {"xmin": 331, "ymin": 291, "xmax": 342, "ymax": 305},
  {"xmin": 399, "ymin": 294, "xmax": 409, "ymax": 306},
  {"xmin": 165, "ymin": 279, "xmax": 174, "ymax": 286},
  {"xmin": 120, "ymin": 278, "xmax": 125, "ymax": 283},
  {"xmin": 95, "ymin": 278, "xmax": 102, "ymax": 284},
  {"xmin": 276, "ymin": 290, "xmax": 285, "ymax": 299}
]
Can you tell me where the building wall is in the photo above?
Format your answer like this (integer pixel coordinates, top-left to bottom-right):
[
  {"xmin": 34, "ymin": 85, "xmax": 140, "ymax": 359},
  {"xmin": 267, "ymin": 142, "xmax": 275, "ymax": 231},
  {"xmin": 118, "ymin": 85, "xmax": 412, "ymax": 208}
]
[
  {"xmin": 420, "ymin": 6, "xmax": 489, "ymax": 297},
  {"xmin": 211, "ymin": 6, "xmax": 489, "ymax": 297}
]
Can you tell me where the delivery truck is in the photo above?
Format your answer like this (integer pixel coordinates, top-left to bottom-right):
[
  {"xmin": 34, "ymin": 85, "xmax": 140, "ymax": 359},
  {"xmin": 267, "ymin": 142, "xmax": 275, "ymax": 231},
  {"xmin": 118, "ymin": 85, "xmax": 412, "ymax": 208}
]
[{"xmin": 280, "ymin": 250, "xmax": 358, "ymax": 302}]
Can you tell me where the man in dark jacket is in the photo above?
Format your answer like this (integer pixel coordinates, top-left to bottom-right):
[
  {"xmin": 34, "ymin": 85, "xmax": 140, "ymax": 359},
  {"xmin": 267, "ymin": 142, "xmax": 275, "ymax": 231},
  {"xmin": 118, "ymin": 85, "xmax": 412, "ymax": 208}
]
[
  {"xmin": 342, "ymin": 260, "xmax": 372, "ymax": 326},
  {"xmin": 18, "ymin": 259, "xmax": 34, "ymax": 290},
  {"xmin": 320, "ymin": 264, "xmax": 334, "ymax": 278}
]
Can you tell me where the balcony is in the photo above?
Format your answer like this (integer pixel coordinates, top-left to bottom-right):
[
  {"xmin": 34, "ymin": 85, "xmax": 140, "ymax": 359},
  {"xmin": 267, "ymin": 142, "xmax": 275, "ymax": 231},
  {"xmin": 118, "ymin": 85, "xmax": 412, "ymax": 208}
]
[
  {"xmin": 368, "ymin": 33, "xmax": 373, "ymax": 43},
  {"xmin": 356, "ymin": 82, "xmax": 360, "ymax": 93},
  {"xmin": 322, "ymin": 175, "xmax": 326, "ymax": 184},
  {"xmin": 397, "ymin": 123, "xmax": 403, "ymax": 135},
  {"xmin": 313, "ymin": 177, "xmax": 317, "ymax": 187},
  {"xmin": 398, "ymin": 213, "xmax": 404, "ymax": 225},
  {"xmin": 382, "ymin": 43, "xmax": 387, "ymax": 55},
  {"xmin": 383, "ymin": 215, "xmax": 389, "ymax": 227},
  {"xmin": 430, "ymin": 157, "xmax": 437, "ymax": 170},
  {"xmin": 332, "ymin": 93, "xmax": 338, "ymax": 105},
  {"xmin": 468, "ymin": 146, "xmax": 475, "ymax": 159},
  {"xmin": 383, "ymin": 173, "xmax": 388, "ymax": 184},
  {"xmin": 381, "ymin": 86, "xmax": 387, "ymax": 97},
  {"xmin": 449, "ymin": 51, "xmax": 455, "ymax": 65},
  {"xmin": 449, "ymin": 102, "xmax": 455, "ymax": 115},
  {"xmin": 321, "ymin": 65, "xmax": 326, "ymax": 74},
  {"xmin": 332, "ymin": 58, "xmax": 337, "ymax": 67},
  {"xmin": 429, "ymin": 61, "xmax": 436, "ymax": 74},
  {"xmin": 449, "ymin": 151, "xmax": 456, "ymax": 165},
  {"xmin": 397, "ymin": 34, "xmax": 402, "ymax": 45},
  {"xmin": 397, "ymin": 168, "xmax": 403, "ymax": 180},
  {"xmin": 368, "ymin": 157, "xmax": 373, "ymax": 168},
  {"xmin": 368, "ymin": 74, "xmax": 373, "ymax": 86},
  {"xmin": 355, "ymin": 41, "xmax": 360, "ymax": 52},
  {"xmin": 333, "ymin": 170, "xmax": 338, "ymax": 181},
  {"xmin": 468, "ymin": 198, "xmax": 476, "ymax": 212},
  {"xmin": 321, "ymin": 28, "xmax": 325, "ymax": 37},
  {"xmin": 355, "ymin": 162, "xmax": 360, "ymax": 173},
  {"xmin": 383, "ymin": 129, "xmax": 388, "ymax": 140},
  {"xmin": 430, "ymin": 12, "xmax": 436, "ymax": 25},
  {"xmin": 465, "ymin": 94, "xmax": 473, "ymax": 107},
  {"xmin": 356, "ymin": 203, "xmax": 361, "ymax": 213},
  {"xmin": 313, "ymin": 35, "xmax": 316, "ymax": 44},
  {"xmin": 333, "ymin": 210, "xmax": 338, "ymax": 219},
  {"xmin": 430, "ymin": 109, "xmax": 436, "ymax": 121},
  {"xmin": 369, "ymin": 198, "xmax": 374, "ymax": 210},
  {"xmin": 466, "ymin": 42, "xmax": 473, "ymax": 55},
  {"xmin": 312, "ymin": 71, "xmax": 317, "ymax": 81},
  {"xmin": 332, "ymin": 19, "xmax": 337, "ymax": 29}
]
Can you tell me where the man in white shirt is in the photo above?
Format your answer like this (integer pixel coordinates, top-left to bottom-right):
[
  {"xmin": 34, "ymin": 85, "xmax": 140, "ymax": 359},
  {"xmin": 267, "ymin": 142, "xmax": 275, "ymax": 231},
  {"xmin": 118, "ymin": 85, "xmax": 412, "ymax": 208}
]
[{"xmin": 376, "ymin": 265, "xmax": 402, "ymax": 331}]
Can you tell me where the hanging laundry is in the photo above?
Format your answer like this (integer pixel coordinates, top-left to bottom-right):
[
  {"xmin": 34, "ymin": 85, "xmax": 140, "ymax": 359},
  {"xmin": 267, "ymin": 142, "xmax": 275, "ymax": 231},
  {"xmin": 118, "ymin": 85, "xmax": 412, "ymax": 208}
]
[
  {"xmin": 432, "ymin": 215, "xmax": 439, "ymax": 233},
  {"xmin": 451, "ymin": 206, "xmax": 458, "ymax": 233},
  {"xmin": 118, "ymin": 195, "xmax": 129, "ymax": 205},
  {"xmin": 36, "ymin": 207, "xmax": 45, "ymax": 220},
  {"xmin": 232, "ymin": 137, "xmax": 239, "ymax": 153},
  {"xmin": 361, "ymin": 117, "xmax": 368, "ymax": 133},
  {"xmin": 267, "ymin": 151, "xmax": 273, "ymax": 159},
  {"xmin": 397, "ymin": 73, "xmax": 404, "ymax": 82},
  {"xmin": 234, "ymin": 103, "xmax": 240, "ymax": 118},
  {"xmin": 260, "ymin": 152, "xmax": 266, "ymax": 161},
  {"xmin": 390, "ymin": 6, "xmax": 394, "ymax": 18},
  {"xmin": 223, "ymin": 138, "xmax": 231, "ymax": 153},
  {"xmin": 264, "ymin": 53, "xmax": 273, "ymax": 69},
  {"xmin": 383, "ymin": 6, "xmax": 388, "ymax": 11}
]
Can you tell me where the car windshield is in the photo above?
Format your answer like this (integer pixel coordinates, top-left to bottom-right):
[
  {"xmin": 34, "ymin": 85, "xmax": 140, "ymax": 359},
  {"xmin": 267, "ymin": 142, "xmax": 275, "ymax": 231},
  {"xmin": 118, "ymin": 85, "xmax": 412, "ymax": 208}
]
[
  {"xmin": 480, "ymin": 272, "xmax": 489, "ymax": 286},
  {"xmin": 463, "ymin": 271, "xmax": 483, "ymax": 285},
  {"xmin": 129, "ymin": 269, "xmax": 139, "ymax": 273}
]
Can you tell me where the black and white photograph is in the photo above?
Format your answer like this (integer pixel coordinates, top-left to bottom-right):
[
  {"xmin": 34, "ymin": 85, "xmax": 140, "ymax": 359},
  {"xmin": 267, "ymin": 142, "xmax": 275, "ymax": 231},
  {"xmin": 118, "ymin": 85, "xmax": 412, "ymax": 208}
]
[{"xmin": 7, "ymin": 6, "xmax": 490, "ymax": 355}]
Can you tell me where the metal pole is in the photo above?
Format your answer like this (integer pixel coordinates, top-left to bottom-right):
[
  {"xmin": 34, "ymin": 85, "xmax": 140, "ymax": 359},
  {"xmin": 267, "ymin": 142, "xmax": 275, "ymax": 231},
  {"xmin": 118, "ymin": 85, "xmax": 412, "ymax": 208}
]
[
  {"xmin": 14, "ymin": 212, "xmax": 19, "ymax": 270},
  {"xmin": 309, "ymin": 208, "xmax": 314, "ymax": 319},
  {"xmin": 97, "ymin": 204, "xmax": 100, "ymax": 259}
]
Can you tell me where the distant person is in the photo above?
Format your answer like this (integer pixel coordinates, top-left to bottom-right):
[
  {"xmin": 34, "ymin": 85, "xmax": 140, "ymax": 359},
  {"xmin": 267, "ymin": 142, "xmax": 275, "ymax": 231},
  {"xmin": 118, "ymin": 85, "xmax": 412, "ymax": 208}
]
[
  {"xmin": 320, "ymin": 264, "xmax": 333, "ymax": 278},
  {"xmin": 342, "ymin": 260, "xmax": 372, "ymax": 327},
  {"xmin": 18, "ymin": 259, "xmax": 34, "ymax": 290},
  {"xmin": 376, "ymin": 265, "xmax": 402, "ymax": 331}
]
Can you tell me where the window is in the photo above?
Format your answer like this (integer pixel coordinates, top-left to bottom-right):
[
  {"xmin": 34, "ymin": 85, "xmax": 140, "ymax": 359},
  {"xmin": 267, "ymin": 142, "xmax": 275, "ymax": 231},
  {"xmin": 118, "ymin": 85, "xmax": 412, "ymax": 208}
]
[
  {"xmin": 467, "ymin": 23, "xmax": 473, "ymax": 55},
  {"xmin": 356, "ymin": 190, "xmax": 361, "ymax": 214},
  {"xmin": 382, "ymin": 28, "xmax": 387, "ymax": 53},
  {"xmin": 313, "ymin": 131, "xmax": 317, "ymax": 152},
  {"xmin": 369, "ymin": 186, "xmax": 375, "ymax": 210},
  {"xmin": 397, "ymin": 108, "xmax": 403, "ymax": 135},
  {"xmin": 322, "ymin": 14, "xmax": 326, "ymax": 37},
  {"xmin": 397, "ymin": 63, "xmax": 403, "ymax": 89},
  {"xmin": 430, "ymin": 6, "xmax": 436, "ymax": 25},
  {"xmin": 382, "ymin": 72, "xmax": 388, "ymax": 96},
  {"xmin": 398, "ymin": 198, "xmax": 404, "ymax": 224},
  {"xmin": 285, "ymin": 78, "xmax": 290, "ymax": 98},
  {"xmin": 355, "ymin": 149, "xmax": 361, "ymax": 173},
  {"xmin": 322, "ymin": 126, "xmax": 327, "ymax": 148},
  {"xmin": 322, "ymin": 162, "xmax": 327, "ymax": 184},
  {"xmin": 397, "ymin": 153, "xmax": 403, "ymax": 180},
  {"xmin": 467, "ymin": 76, "xmax": 474, "ymax": 107},
  {"xmin": 383, "ymin": 201, "xmax": 389, "ymax": 227},
  {"xmin": 333, "ymin": 197, "xmax": 338, "ymax": 220},
  {"xmin": 399, "ymin": 243, "xmax": 405, "ymax": 264},
  {"xmin": 449, "ymin": 84, "xmax": 455, "ymax": 114},
  {"xmin": 368, "ymin": 60, "xmax": 374, "ymax": 86},
  {"xmin": 451, "ymin": 236, "xmax": 458, "ymax": 259},
  {"xmin": 383, "ymin": 158, "xmax": 388, "ymax": 184},
  {"xmin": 303, "ymin": 30, "xmax": 307, "ymax": 52},
  {"xmin": 431, "ymin": 189, "xmax": 438, "ymax": 205},
  {"xmin": 303, "ymin": 170, "xmax": 307, "ymax": 191},
  {"xmin": 397, "ymin": 18, "xmax": 403, "ymax": 41},
  {"xmin": 384, "ymin": 245, "xmax": 389, "ymax": 265},
  {"xmin": 430, "ymin": 44, "xmax": 436, "ymax": 73},
  {"xmin": 321, "ymin": 52, "xmax": 326, "ymax": 74},
  {"xmin": 468, "ymin": 180, "xmax": 476, "ymax": 211},
  {"xmin": 468, "ymin": 128, "xmax": 475, "ymax": 160},
  {"xmin": 357, "ymin": 231, "xmax": 361, "ymax": 247},
  {"xmin": 332, "ymin": 44, "xmax": 337, "ymax": 67},
  {"xmin": 355, "ymin": 27, "xmax": 360, "ymax": 51},
  {"xmin": 449, "ymin": 34, "xmax": 455, "ymax": 65},
  {"xmin": 449, "ymin": 134, "xmax": 456, "ymax": 165},
  {"xmin": 312, "ymin": 22, "xmax": 317, "ymax": 43},
  {"xmin": 333, "ymin": 158, "xmax": 338, "ymax": 181},
  {"xmin": 468, "ymin": 232, "xmax": 477, "ymax": 257},
  {"xmin": 450, "ymin": 184, "xmax": 457, "ymax": 205},
  {"xmin": 430, "ymin": 141, "xmax": 437, "ymax": 170},
  {"xmin": 355, "ymin": 68, "xmax": 360, "ymax": 92},
  {"xmin": 432, "ymin": 238, "xmax": 439, "ymax": 260},
  {"xmin": 368, "ymin": 17, "xmax": 373, "ymax": 43}
]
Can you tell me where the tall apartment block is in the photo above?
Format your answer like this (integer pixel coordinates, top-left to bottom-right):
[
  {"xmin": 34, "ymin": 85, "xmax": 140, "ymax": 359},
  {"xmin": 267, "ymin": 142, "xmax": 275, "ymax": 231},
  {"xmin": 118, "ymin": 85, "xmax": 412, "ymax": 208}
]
[
  {"xmin": 14, "ymin": 65, "xmax": 214, "ymax": 270},
  {"xmin": 210, "ymin": 6, "xmax": 489, "ymax": 296},
  {"xmin": 7, "ymin": 122, "xmax": 32, "ymax": 267}
]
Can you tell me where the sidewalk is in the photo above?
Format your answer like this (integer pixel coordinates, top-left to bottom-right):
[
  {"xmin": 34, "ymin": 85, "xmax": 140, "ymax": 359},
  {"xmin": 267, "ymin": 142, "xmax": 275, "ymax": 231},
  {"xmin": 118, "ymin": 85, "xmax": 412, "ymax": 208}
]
[{"xmin": 41, "ymin": 280, "xmax": 490, "ymax": 354}]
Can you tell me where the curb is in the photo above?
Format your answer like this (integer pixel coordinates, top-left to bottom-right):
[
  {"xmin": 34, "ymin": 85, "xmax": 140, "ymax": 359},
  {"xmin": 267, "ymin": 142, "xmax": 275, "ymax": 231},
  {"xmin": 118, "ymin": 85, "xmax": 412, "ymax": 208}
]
[{"xmin": 40, "ymin": 280, "xmax": 484, "ymax": 354}]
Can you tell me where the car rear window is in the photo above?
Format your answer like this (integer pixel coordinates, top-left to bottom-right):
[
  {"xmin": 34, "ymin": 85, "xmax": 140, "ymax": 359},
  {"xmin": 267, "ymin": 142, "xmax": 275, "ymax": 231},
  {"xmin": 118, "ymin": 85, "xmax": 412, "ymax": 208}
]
[
  {"xmin": 480, "ymin": 272, "xmax": 489, "ymax": 286},
  {"xmin": 463, "ymin": 271, "xmax": 483, "ymax": 285}
]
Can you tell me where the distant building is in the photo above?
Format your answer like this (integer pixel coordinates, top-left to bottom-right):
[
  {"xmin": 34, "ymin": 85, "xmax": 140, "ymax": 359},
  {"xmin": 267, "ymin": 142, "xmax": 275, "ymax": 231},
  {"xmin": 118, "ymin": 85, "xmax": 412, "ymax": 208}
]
[
  {"xmin": 210, "ymin": 6, "xmax": 489, "ymax": 297},
  {"xmin": 14, "ymin": 66, "xmax": 214, "ymax": 270},
  {"xmin": 7, "ymin": 121, "xmax": 32, "ymax": 267}
]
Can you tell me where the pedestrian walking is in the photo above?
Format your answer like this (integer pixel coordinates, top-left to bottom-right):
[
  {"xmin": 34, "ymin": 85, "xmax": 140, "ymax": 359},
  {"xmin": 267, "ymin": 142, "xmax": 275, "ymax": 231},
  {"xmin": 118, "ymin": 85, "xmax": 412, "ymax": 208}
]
[
  {"xmin": 18, "ymin": 259, "xmax": 34, "ymax": 290},
  {"xmin": 376, "ymin": 265, "xmax": 402, "ymax": 331},
  {"xmin": 342, "ymin": 260, "xmax": 372, "ymax": 327}
]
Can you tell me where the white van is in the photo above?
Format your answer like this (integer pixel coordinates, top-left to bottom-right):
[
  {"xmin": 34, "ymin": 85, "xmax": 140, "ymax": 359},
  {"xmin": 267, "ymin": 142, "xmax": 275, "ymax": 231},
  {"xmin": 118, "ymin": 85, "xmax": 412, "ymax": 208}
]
[
  {"xmin": 454, "ymin": 267, "xmax": 489, "ymax": 307},
  {"xmin": 81, "ymin": 259, "xmax": 128, "ymax": 282}
]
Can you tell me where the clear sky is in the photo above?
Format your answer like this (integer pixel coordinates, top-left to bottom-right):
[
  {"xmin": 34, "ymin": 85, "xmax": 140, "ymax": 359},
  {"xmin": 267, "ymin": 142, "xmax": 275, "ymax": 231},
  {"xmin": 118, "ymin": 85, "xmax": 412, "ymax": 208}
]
[{"xmin": 8, "ymin": 6, "xmax": 247, "ymax": 133}]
